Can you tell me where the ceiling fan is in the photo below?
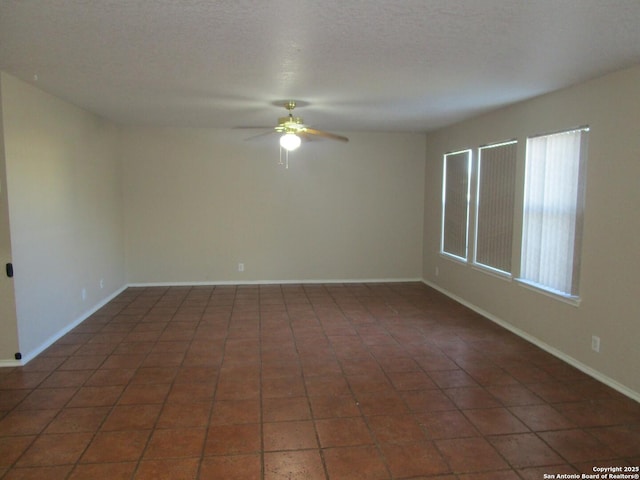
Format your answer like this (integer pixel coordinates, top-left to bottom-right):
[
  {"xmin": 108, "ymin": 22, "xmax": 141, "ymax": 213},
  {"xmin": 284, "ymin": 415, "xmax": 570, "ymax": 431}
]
[{"xmin": 242, "ymin": 100, "xmax": 349, "ymax": 152}]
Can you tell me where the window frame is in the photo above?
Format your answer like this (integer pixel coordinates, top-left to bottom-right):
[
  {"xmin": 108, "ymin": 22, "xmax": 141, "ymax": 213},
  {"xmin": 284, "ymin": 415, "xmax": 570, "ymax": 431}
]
[
  {"xmin": 440, "ymin": 149, "xmax": 472, "ymax": 262},
  {"xmin": 437, "ymin": 126, "xmax": 588, "ymax": 306},
  {"xmin": 472, "ymin": 139, "xmax": 518, "ymax": 277},
  {"xmin": 517, "ymin": 126, "xmax": 589, "ymax": 303}
]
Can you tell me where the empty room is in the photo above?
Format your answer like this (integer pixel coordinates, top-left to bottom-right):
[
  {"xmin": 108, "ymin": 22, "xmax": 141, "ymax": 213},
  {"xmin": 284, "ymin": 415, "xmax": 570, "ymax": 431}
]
[{"xmin": 0, "ymin": 1, "xmax": 639, "ymax": 479}]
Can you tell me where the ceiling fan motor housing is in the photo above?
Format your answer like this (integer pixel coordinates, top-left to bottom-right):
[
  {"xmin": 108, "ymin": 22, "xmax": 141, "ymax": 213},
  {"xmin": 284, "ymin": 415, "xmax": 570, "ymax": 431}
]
[{"xmin": 278, "ymin": 116, "xmax": 304, "ymax": 126}]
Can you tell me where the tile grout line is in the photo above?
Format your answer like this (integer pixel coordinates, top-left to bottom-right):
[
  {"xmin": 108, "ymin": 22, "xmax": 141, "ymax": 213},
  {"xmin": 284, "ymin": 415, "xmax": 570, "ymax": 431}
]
[
  {"xmin": 190, "ymin": 284, "xmax": 229, "ymax": 480},
  {"xmin": 295, "ymin": 283, "xmax": 333, "ymax": 480},
  {"xmin": 127, "ymin": 286, "xmax": 184, "ymax": 480}
]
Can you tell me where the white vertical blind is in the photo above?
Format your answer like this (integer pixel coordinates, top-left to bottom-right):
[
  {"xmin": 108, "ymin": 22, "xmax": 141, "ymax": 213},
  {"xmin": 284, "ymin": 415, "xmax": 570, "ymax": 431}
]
[
  {"xmin": 475, "ymin": 141, "xmax": 517, "ymax": 273},
  {"xmin": 521, "ymin": 128, "xmax": 588, "ymax": 296},
  {"xmin": 441, "ymin": 150, "xmax": 471, "ymax": 260}
]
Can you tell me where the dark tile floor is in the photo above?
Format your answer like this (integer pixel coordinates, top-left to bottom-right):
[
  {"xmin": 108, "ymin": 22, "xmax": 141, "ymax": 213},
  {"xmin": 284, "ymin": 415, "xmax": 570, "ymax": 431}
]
[{"xmin": 0, "ymin": 283, "xmax": 639, "ymax": 479}]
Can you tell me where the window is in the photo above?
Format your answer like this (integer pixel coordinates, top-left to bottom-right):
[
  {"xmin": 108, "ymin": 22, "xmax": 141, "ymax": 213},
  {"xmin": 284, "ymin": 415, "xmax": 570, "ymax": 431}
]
[
  {"xmin": 474, "ymin": 141, "xmax": 517, "ymax": 274},
  {"xmin": 441, "ymin": 150, "xmax": 471, "ymax": 260},
  {"xmin": 520, "ymin": 127, "xmax": 589, "ymax": 297}
]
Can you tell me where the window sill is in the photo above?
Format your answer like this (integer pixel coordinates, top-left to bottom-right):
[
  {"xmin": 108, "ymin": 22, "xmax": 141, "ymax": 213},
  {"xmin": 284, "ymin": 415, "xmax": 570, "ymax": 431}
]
[
  {"xmin": 439, "ymin": 252, "xmax": 468, "ymax": 266},
  {"xmin": 515, "ymin": 278, "xmax": 581, "ymax": 307},
  {"xmin": 471, "ymin": 264, "xmax": 512, "ymax": 282}
]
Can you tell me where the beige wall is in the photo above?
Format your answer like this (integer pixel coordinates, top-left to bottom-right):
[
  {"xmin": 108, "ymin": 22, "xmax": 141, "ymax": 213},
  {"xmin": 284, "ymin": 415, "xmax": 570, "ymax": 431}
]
[
  {"xmin": 1, "ymin": 73, "xmax": 125, "ymax": 361},
  {"xmin": 122, "ymin": 128, "xmax": 425, "ymax": 284},
  {"xmin": 423, "ymin": 65, "xmax": 640, "ymax": 398},
  {"xmin": 0, "ymin": 78, "xmax": 20, "ymax": 364}
]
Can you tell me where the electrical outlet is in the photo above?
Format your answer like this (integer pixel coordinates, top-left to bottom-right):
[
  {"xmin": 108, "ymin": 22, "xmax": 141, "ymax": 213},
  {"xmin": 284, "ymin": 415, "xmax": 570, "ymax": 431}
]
[
  {"xmin": 81, "ymin": 288, "xmax": 87, "ymax": 301},
  {"xmin": 238, "ymin": 263, "xmax": 245, "ymax": 272},
  {"xmin": 99, "ymin": 279, "xmax": 104, "ymax": 289},
  {"xmin": 591, "ymin": 335, "xmax": 600, "ymax": 353},
  {"xmin": 435, "ymin": 267, "xmax": 439, "ymax": 276}
]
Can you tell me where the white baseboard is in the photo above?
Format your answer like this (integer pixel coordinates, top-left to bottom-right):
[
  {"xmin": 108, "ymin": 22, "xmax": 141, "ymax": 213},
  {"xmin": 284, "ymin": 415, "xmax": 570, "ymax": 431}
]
[
  {"xmin": 422, "ymin": 279, "xmax": 640, "ymax": 404},
  {"xmin": 16, "ymin": 276, "xmax": 636, "ymax": 406},
  {"xmin": 13, "ymin": 285, "xmax": 128, "ymax": 366},
  {"xmin": 1, "ymin": 279, "xmax": 421, "ymax": 366},
  {"xmin": 127, "ymin": 277, "xmax": 423, "ymax": 288},
  {"xmin": 0, "ymin": 359, "xmax": 22, "ymax": 368}
]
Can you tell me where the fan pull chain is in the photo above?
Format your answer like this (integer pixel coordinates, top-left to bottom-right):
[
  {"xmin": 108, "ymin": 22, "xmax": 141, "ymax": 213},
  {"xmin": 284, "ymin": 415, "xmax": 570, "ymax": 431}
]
[{"xmin": 278, "ymin": 146, "xmax": 290, "ymax": 169}]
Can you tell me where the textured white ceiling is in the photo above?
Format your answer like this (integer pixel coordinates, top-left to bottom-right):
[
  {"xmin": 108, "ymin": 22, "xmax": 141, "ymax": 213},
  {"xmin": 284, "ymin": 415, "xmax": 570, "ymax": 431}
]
[{"xmin": 1, "ymin": 0, "xmax": 640, "ymax": 132}]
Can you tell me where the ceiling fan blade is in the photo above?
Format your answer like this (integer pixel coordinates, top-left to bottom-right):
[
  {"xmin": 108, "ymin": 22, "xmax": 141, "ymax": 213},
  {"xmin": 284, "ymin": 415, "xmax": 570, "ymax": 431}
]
[
  {"xmin": 298, "ymin": 132, "xmax": 322, "ymax": 144},
  {"xmin": 243, "ymin": 130, "xmax": 277, "ymax": 141},
  {"xmin": 233, "ymin": 126, "xmax": 275, "ymax": 130},
  {"xmin": 304, "ymin": 128, "xmax": 349, "ymax": 142}
]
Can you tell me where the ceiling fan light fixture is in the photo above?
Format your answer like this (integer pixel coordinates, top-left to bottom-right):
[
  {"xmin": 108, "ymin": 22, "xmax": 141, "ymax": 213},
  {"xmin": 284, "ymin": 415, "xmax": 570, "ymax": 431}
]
[{"xmin": 280, "ymin": 132, "xmax": 301, "ymax": 151}]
